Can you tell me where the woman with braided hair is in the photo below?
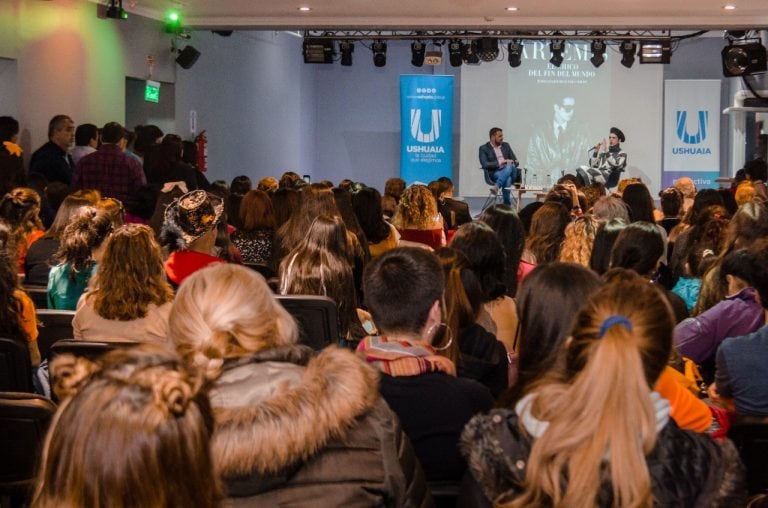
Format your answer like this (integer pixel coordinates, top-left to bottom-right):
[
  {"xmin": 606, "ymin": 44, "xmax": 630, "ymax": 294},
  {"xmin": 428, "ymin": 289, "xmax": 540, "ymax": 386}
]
[
  {"xmin": 46, "ymin": 207, "xmax": 113, "ymax": 310},
  {"xmin": 33, "ymin": 344, "xmax": 220, "ymax": 507}
]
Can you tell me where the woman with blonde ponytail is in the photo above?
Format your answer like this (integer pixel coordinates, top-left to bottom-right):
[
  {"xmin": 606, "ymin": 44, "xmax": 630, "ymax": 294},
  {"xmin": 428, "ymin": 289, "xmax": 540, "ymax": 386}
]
[
  {"xmin": 461, "ymin": 269, "xmax": 745, "ymax": 507},
  {"xmin": 169, "ymin": 263, "xmax": 429, "ymax": 506}
]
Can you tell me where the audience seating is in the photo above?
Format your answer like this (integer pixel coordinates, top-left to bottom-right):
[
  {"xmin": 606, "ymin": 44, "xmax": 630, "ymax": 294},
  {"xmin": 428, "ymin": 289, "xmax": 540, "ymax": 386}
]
[
  {"xmin": 0, "ymin": 392, "xmax": 56, "ymax": 506},
  {"xmin": 0, "ymin": 339, "xmax": 32, "ymax": 393},
  {"xmin": 276, "ymin": 295, "xmax": 340, "ymax": 350},
  {"xmin": 728, "ymin": 414, "xmax": 768, "ymax": 495},
  {"xmin": 36, "ymin": 310, "xmax": 75, "ymax": 361},
  {"xmin": 428, "ymin": 480, "xmax": 460, "ymax": 508},
  {"xmin": 244, "ymin": 263, "xmax": 277, "ymax": 280},
  {"xmin": 48, "ymin": 339, "xmax": 138, "ymax": 362},
  {"xmin": 22, "ymin": 285, "xmax": 47, "ymax": 311}
]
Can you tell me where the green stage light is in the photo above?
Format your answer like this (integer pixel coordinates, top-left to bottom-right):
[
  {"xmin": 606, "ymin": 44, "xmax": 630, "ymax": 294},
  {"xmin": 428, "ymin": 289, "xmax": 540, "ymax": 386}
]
[{"xmin": 165, "ymin": 10, "xmax": 183, "ymax": 34}]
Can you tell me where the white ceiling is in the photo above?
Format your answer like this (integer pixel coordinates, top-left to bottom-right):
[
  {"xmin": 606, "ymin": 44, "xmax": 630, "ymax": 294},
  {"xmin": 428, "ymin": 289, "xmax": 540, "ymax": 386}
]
[{"xmin": 125, "ymin": 0, "xmax": 768, "ymax": 30}]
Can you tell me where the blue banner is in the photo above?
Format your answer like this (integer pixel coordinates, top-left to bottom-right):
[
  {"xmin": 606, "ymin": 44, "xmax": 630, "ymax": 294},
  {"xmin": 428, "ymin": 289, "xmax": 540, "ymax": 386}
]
[{"xmin": 400, "ymin": 75, "xmax": 454, "ymax": 184}]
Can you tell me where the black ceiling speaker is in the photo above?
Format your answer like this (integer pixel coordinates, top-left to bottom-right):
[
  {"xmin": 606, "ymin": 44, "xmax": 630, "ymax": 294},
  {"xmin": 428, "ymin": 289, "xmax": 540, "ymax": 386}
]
[
  {"xmin": 176, "ymin": 45, "xmax": 201, "ymax": 69},
  {"xmin": 722, "ymin": 42, "xmax": 767, "ymax": 77}
]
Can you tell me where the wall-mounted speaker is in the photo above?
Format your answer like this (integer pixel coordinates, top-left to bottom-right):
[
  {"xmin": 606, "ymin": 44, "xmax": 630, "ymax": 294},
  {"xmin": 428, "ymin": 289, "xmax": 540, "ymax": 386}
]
[{"xmin": 176, "ymin": 45, "xmax": 201, "ymax": 69}]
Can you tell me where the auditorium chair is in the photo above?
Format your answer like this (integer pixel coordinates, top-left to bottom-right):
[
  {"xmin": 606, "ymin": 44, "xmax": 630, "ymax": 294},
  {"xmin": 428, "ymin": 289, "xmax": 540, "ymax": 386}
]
[
  {"xmin": 48, "ymin": 339, "xmax": 138, "ymax": 362},
  {"xmin": 276, "ymin": 295, "xmax": 340, "ymax": 350},
  {"xmin": 0, "ymin": 339, "xmax": 32, "ymax": 393},
  {"xmin": 0, "ymin": 392, "xmax": 56, "ymax": 507},
  {"xmin": 35, "ymin": 310, "xmax": 75, "ymax": 361},
  {"xmin": 729, "ymin": 414, "xmax": 768, "ymax": 495},
  {"xmin": 21, "ymin": 285, "xmax": 47, "ymax": 310}
]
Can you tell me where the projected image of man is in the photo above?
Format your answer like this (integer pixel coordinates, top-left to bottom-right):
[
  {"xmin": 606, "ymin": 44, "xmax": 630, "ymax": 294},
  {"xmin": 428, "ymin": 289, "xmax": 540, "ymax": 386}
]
[
  {"xmin": 525, "ymin": 96, "xmax": 591, "ymax": 181},
  {"xmin": 479, "ymin": 127, "xmax": 518, "ymax": 205}
]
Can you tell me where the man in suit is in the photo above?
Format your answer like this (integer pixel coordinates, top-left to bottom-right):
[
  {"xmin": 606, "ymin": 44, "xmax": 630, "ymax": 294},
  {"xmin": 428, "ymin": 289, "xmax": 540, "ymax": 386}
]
[{"xmin": 479, "ymin": 127, "xmax": 518, "ymax": 205}]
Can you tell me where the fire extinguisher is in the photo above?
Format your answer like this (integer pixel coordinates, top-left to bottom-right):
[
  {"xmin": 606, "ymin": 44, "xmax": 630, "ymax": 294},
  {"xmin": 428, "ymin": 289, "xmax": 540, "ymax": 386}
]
[{"xmin": 195, "ymin": 130, "xmax": 208, "ymax": 173}]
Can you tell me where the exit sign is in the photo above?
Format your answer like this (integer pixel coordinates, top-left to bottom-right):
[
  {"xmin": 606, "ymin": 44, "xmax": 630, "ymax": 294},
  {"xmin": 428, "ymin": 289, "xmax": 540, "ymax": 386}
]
[{"xmin": 144, "ymin": 80, "xmax": 160, "ymax": 103}]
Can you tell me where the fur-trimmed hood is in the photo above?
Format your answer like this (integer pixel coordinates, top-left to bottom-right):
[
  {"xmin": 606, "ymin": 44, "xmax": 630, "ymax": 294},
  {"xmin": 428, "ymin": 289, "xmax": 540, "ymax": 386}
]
[{"xmin": 210, "ymin": 344, "xmax": 380, "ymax": 480}]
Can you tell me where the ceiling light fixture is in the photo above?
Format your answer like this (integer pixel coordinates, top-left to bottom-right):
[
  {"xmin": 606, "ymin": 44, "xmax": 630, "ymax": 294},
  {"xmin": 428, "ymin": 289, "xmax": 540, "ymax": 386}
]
[
  {"xmin": 590, "ymin": 39, "xmax": 606, "ymax": 67},
  {"xmin": 549, "ymin": 39, "xmax": 564, "ymax": 67},
  {"xmin": 339, "ymin": 41, "xmax": 354, "ymax": 66},
  {"xmin": 473, "ymin": 37, "xmax": 499, "ymax": 62},
  {"xmin": 620, "ymin": 41, "xmax": 637, "ymax": 68},
  {"xmin": 505, "ymin": 6, "xmax": 519, "ymax": 11},
  {"xmin": 411, "ymin": 41, "xmax": 425, "ymax": 67},
  {"xmin": 372, "ymin": 40, "xmax": 387, "ymax": 67},
  {"xmin": 507, "ymin": 40, "xmax": 523, "ymax": 67},
  {"xmin": 723, "ymin": 4, "xmax": 737, "ymax": 9},
  {"xmin": 298, "ymin": 6, "xmax": 311, "ymax": 11},
  {"xmin": 448, "ymin": 39, "xmax": 463, "ymax": 67},
  {"xmin": 639, "ymin": 40, "xmax": 672, "ymax": 64}
]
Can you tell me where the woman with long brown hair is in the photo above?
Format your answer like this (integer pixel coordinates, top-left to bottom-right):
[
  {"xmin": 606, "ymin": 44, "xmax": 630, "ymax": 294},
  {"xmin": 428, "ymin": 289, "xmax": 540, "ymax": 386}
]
[
  {"xmin": 24, "ymin": 194, "xmax": 91, "ymax": 285},
  {"xmin": 279, "ymin": 215, "xmax": 367, "ymax": 345},
  {"xmin": 461, "ymin": 269, "xmax": 745, "ymax": 507},
  {"xmin": 33, "ymin": 344, "xmax": 220, "ymax": 507},
  {"xmin": 520, "ymin": 201, "xmax": 571, "ymax": 273},
  {"xmin": 73, "ymin": 224, "xmax": 174, "ymax": 342}
]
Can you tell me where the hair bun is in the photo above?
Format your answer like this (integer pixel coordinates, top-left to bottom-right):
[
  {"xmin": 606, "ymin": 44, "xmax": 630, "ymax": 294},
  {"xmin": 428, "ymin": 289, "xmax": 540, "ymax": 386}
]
[
  {"xmin": 50, "ymin": 354, "xmax": 99, "ymax": 400},
  {"xmin": 154, "ymin": 372, "xmax": 193, "ymax": 416}
]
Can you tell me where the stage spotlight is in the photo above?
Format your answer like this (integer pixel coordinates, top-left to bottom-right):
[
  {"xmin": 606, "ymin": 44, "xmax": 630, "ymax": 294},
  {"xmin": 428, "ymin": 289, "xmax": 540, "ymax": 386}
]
[
  {"xmin": 448, "ymin": 39, "xmax": 463, "ymax": 67},
  {"xmin": 164, "ymin": 9, "xmax": 183, "ymax": 34},
  {"xmin": 473, "ymin": 37, "xmax": 499, "ymax": 62},
  {"xmin": 372, "ymin": 41, "xmax": 387, "ymax": 67},
  {"xmin": 463, "ymin": 42, "xmax": 480, "ymax": 64},
  {"xmin": 105, "ymin": 0, "xmax": 128, "ymax": 19},
  {"xmin": 721, "ymin": 42, "xmax": 767, "ymax": 77},
  {"xmin": 549, "ymin": 40, "xmax": 564, "ymax": 67},
  {"xmin": 302, "ymin": 39, "xmax": 334, "ymax": 64},
  {"xmin": 507, "ymin": 40, "xmax": 523, "ymax": 67},
  {"xmin": 339, "ymin": 41, "xmax": 354, "ymax": 66},
  {"xmin": 639, "ymin": 40, "xmax": 671, "ymax": 64},
  {"xmin": 620, "ymin": 41, "xmax": 637, "ymax": 68},
  {"xmin": 590, "ymin": 40, "xmax": 606, "ymax": 67},
  {"xmin": 411, "ymin": 41, "xmax": 425, "ymax": 67}
]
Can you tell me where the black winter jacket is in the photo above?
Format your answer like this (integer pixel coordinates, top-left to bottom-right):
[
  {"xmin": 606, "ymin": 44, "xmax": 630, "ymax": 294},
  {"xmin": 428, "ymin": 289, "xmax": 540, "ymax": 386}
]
[{"xmin": 459, "ymin": 408, "xmax": 746, "ymax": 507}]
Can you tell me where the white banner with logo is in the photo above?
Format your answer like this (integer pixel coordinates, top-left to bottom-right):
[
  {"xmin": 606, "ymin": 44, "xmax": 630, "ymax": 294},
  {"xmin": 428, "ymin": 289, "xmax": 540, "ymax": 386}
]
[{"xmin": 662, "ymin": 79, "xmax": 721, "ymax": 189}]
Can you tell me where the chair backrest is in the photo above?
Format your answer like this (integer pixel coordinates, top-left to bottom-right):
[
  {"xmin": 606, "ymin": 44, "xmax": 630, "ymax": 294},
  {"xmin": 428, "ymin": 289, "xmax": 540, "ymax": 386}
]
[
  {"xmin": 36, "ymin": 310, "xmax": 76, "ymax": 361},
  {"xmin": 22, "ymin": 285, "xmax": 48, "ymax": 310},
  {"xmin": 0, "ymin": 392, "xmax": 56, "ymax": 497},
  {"xmin": 48, "ymin": 339, "xmax": 138, "ymax": 363},
  {"xmin": 482, "ymin": 168, "xmax": 495, "ymax": 186},
  {"xmin": 243, "ymin": 263, "xmax": 277, "ymax": 280},
  {"xmin": 0, "ymin": 338, "xmax": 33, "ymax": 393},
  {"xmin": 276, "ymin": 295, "xmax": 340, "ymax": 350},
  {"xmin": 729, "ymin": 414, "xmax": 768, "ymax": 495}
]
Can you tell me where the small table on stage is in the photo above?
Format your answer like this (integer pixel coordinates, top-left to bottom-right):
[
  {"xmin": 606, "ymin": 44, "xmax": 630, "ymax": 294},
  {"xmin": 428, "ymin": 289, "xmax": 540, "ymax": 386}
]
[{"xmin": 510, "ymin": 186, "xmax": 545, "ymax": 211}]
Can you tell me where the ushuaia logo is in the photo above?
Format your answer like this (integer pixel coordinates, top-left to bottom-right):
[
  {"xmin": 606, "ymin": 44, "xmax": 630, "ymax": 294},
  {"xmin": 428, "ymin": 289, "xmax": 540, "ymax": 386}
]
[
  {"xmin": 673, "ymin": 110, "xmax": 711, "ymax": 155},
  {"xmin": 409, "ymin": 108, "xmax": 442, "ymax": 143}
]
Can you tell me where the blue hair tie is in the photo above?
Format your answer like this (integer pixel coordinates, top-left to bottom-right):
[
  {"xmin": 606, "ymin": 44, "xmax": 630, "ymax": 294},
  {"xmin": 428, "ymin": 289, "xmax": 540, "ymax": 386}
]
[{"xmin": 598, "ymin": 315, "xmax": 633, "ymax": 338}]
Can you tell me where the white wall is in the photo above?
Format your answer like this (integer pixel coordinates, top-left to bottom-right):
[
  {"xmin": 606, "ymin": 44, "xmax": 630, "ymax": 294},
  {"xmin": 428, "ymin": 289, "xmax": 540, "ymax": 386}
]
[
  {"xmin": 0, "ymin": 0, "xmax": 175, "ymax": 159},
  {"xmin": 173, "ymin": 31, "xmax": 315, "ymax": 184}
]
